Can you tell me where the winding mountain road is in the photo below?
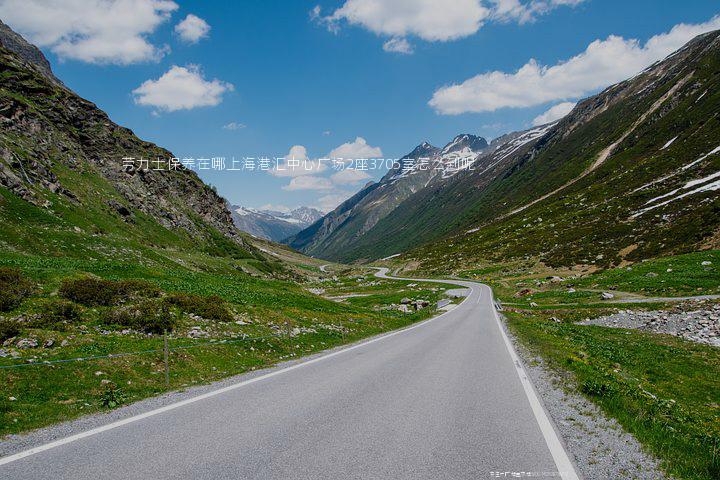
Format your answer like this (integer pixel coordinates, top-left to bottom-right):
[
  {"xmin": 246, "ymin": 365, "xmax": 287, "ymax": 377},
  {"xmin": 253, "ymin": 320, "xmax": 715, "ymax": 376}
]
[{"xmin": 0, "ymin": 268, "xmax": 578, "ymax": 480}]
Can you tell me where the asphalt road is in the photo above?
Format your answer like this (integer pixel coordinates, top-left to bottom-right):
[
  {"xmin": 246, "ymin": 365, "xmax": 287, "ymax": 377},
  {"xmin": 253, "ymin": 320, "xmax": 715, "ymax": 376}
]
[{"xmin": 0, "ymin": 268, "xmax": 578, "ymax": 479}]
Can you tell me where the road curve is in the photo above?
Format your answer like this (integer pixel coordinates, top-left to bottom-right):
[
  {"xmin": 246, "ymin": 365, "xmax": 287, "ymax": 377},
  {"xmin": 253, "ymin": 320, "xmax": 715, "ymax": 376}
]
[{"xmin": 0, "ymin": 269, "xmax": 578, "ymax": 480}]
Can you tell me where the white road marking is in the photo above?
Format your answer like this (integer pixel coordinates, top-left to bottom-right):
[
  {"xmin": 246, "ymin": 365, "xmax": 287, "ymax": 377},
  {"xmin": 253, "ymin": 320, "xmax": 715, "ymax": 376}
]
[
  {"xmin": 0, "ymin": 289, "xmax": 470, "ymax": 467},
  {"xmin": 485, "ymin": 285, "xmax": 580, "ymax": 480},
  {"xmin": 376, "ymin": 269, "xmax": 579, "ymax": 480}
]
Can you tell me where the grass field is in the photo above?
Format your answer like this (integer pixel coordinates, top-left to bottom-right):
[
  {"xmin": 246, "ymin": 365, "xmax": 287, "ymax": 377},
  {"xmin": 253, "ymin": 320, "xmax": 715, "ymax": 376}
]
[
  {"xmin": 506, "ymin": 311, "xmax": 720, "ymax": 480},
  {"xmin": 0, "ymin": 253, "xmax": 459, "ymax": 437}
]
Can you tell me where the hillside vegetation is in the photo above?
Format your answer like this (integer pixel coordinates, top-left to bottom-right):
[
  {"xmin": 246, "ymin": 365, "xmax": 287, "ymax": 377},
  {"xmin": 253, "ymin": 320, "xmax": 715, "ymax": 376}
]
[{"xmin": 296, "ymin": 30, "xmax": 720, "ymax": 269}]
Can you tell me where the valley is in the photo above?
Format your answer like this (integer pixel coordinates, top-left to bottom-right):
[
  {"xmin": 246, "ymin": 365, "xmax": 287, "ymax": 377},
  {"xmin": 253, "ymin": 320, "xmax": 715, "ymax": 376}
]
[{"xmin": 0, "ymin": 13, "xmax": 719, "ymax": 480}]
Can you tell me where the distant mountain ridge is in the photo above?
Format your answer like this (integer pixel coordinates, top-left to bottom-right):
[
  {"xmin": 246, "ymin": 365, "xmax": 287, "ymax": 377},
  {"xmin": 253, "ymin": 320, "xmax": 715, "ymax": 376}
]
[
  {"xmin": 286, "ymin": 134, "xmax": 490, "ymax": 257},
  {"xmin": 290, "ymin": 29, "xmax": 720, "ymax": 268},
  {"xmin": 232, "ymin": 206, "xmax": 323, "ymax": 242}
]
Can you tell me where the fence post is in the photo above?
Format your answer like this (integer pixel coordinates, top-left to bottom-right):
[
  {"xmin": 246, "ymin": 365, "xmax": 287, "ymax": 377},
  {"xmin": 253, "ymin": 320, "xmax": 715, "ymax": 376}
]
[
  {"xmin": 285, "ymin": 320, "xmax": 291, "ymax": 339},
  {"xmin": 163, "ymin": 329, "xmax": 170, "ymax": 386}
]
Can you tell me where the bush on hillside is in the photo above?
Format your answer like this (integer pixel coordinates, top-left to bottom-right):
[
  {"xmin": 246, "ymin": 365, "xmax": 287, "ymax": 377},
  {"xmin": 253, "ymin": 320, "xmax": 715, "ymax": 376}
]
[
  {"xmin": 0, "ymin": 267, "xmax": 34, "ymax": 312},
  {"xmin": 164, "ymin": 293, "xmax": 233, "ymax": 322},
  {"xmin": 59, "ymin": 277, "xmax": 160, "ymax": 306},
  {"xmin": 29, "ymin": 300, "xmax": 82, "ymax": 330},
  {"xmin": 102, "ymin": 299, "xmax": 177, "ymax": 334},
  {"xmin": 0, "ymin": 319, "xmax": 20, "ymax": 342}
]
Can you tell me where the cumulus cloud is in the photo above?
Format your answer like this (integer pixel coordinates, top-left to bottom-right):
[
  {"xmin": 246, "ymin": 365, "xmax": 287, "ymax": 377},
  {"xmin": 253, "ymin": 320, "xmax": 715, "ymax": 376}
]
[
  {"xmin": 274, "ymin": 138, "xmax": 381, "ymax": 204},
  {"xmin": 532, "ymin": 101, "xmax": 576, "ymax": 125},
  {"xmin": 272, "ymin": 145, "xmax": 329, "ymax": 178},
  {"xmin": 383, "ymin": 37, "xmax": 414, "ymax": 54},
  {"xmin": 0, "ymin": 0, "xmax": 177, "ymax": 64},
  {"xmin": 429, "ymin": 15, "xmax": 720, "ymax": 114},
  {"xmin": 490, "ymin": 0, "xmax": 585, "ymax": 24},
  {"xmin": 222, "ymin": 122, "xmax": 246, "ymax": 130},
  {"xmin": 132, "ymin": 65, "xmax": 233, "ymax": 112},
  {"xmin": 282, "ymin": 176, "xmax": 334, "ymax": 191},
  {"xmin": 314, "ymin": 0, "xmax": 584, "ymax": 52},
  {"xmin": 317, "ymin": 0, "xmax": 489, "ymax": 42},
  {"xmin": 331, "ymin": 169, "xmax": 372, "ymax": 185},
  {"xmin": 175, "ymin": 14, "xmax": 210, "ymax": 43},
  {"xmin": 328, "ymin": 137, "xmax": 383, "ymax": 159}
]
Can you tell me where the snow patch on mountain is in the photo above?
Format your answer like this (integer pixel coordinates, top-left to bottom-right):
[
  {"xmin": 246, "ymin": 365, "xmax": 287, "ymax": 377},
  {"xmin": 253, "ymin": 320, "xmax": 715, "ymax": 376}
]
[
  {"xmin": 632, "ymin": 169, "xmax": 720, "ymax": 217},
  {"xmin": 389, "ymin": 134, "xmax": 489, "ymax": 181},
  {"xmin": 493, "ymin": 122, "xmax": 557, "ymax": 162},
  {"xmin": 231, "ymin": 205, "xmax": 323, "ymax": 241},
  {"xmin": 661, "ymin": 136, "xmax": 678, "ymax": 150}
]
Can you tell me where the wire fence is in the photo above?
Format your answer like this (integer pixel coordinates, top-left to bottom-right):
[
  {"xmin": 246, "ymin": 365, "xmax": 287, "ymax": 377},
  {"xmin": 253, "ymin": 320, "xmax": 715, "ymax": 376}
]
[{"xmin": 0, "ymin": 331, "xmax": 285, "ymax": 372}]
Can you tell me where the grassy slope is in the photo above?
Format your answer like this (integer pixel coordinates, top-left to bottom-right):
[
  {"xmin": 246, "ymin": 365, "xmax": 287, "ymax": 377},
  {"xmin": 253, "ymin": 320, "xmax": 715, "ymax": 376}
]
[
  {"xmin": 0, "ymin": 249, "xmax": 461, "ymax": 436},
  {"xmin": 507, "ymin": 312, "xmax": 719, "ymax": 480},
  {"xmin": 325, "ymin": 32, "xmax": 720, "ymax": 266}
]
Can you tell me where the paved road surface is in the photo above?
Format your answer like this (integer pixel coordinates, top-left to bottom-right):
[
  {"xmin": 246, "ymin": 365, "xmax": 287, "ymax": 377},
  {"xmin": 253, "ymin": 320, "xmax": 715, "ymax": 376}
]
[{"xmin": 0, "ymin": 268, "xmax": 578, "ymax": 479}]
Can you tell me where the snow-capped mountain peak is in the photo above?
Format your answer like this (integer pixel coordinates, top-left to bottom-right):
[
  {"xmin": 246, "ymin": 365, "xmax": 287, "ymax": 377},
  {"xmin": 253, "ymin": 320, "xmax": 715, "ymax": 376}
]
[
  {"xmin": 441, "ymin": 134, "xmax": 488, "ymax": 155},
  {"xmin": 231, "ymin": 205, "xmax": 323, "ymax": 241}
]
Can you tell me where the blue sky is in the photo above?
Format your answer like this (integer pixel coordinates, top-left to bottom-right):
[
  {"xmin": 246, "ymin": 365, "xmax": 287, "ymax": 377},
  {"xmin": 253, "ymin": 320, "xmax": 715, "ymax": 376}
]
[{"xmin": 2, "ymin": 1, "xmax": 719, "ymax": 212}]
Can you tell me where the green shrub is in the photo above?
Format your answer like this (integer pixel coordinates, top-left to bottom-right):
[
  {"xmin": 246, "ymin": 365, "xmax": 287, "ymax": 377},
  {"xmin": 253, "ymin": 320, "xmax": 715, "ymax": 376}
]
[
  {"xmin": 165, "ymin": 293, "xmax": 233, "ymax": 322},
  {"xmin": 0, "ymin": 319, "xmax": 20, "ymax": 342},
  {"xmin": 59, "ymin": 277, "xmax": 119, "ymax": 306},
  {"xmin": 115, "ymin": 279, "xmax": 161, "ymax": 298},
  {"xmin": 29, "ymin": 300, "xmax": 81, "ymax": 330},
  {"xmin": 99, "ymin": 384, "xmax": 127, "ymax": 409},
  {"xmin": 103, "ymin": 299, "xmax": 178, "ymax": 334},
  {"xmin": 580, "ymin": 379, "xmax": 615, "ymax": 397},
  {"xmin": 59, "ymin": 277, "xmax": 161, "ymax": 306},
  {"xmin": 0, "ymin": 267, "xmax": 33, "ymax": 311}
]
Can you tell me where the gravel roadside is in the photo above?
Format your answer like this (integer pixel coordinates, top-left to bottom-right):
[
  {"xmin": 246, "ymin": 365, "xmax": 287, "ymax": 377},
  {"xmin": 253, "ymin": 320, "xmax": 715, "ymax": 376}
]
[
  {"xmin": 502, "ymin": 315, "xmax": 671, "ymax": 480},
  {"xmin": 578, "ymin": 300, "xmax": 720, "ymax": 347}
]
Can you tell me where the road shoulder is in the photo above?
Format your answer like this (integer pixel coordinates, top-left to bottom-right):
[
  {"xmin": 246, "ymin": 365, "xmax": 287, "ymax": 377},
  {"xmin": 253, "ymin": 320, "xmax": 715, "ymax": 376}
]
[{"xmin": 500, "ymin": 314, "xmax": 670, "ymax": 480}]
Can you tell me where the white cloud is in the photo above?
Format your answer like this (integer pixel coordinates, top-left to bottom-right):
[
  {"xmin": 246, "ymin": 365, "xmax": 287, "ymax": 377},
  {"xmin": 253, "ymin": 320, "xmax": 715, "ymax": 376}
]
[
  {"xmin": 318, "ymin": 0, "xmax": 489, "ymax": 42},
  {"xmin": 272, "ymin": 145, "xmax": 328, "ymax": 178},
  {"xmin": 222, "ymin": 122, "xmax": 246, "ymax": 130},
  {"xmin": 132, "ymin": 65, "xmax": 233, "ymax": 112},
  {"xmin": 383, "ymin": 37, "xmax": 414, "ymax": 54},
  {"xmin": 175, "ymin": 14, "xmax": 210, "ymax": 43},
  {"xmin": 0, "ymin": 0, "xmax": 177, "ymax": 64},
  {"xmin": 331, "ymin": 169, "xmax": 372, "ymax": 185},
  {"xmin": 429, "ymin": 15, "xmax": 720, "ymax": 114},
  {"xmin": 316, "ymin": 192, "xmax": 354, "ymax": 212},
  {"xmin": 329, "ymin": 137, "xmax": 383, "ymax": 159},
  {"xmin": 490, "ymin": 0, "xmax": 585, "ymax": 24},
  {"xmin": 315, "ymin": 0, "xmax": 584, "ymax": 51},
  {"xmin": 532, "ymin": 101, "xmax": 576, "ymax": 125},
  {"xmin": 282, "ymin": 176, "xmax": 334, "ymax": 191}
]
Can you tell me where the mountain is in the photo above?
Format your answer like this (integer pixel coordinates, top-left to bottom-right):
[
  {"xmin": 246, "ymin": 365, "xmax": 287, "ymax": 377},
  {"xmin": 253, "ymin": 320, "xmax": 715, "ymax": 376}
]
[
  {"xmin": 0, "ymin": 23, "xmax": 281, "ymax": 275},
  {"xmin": 231, "ymin": 205, "xmax": 323, "ymax": 241},
  {"xmin": 286, "ymin": 134, "xmax": 489, "ymax": 257},
  {"xmin": 0, "ymin": 19, "xmax": 59, "ymax": 85},
  {"xmin": 292, "ymin": 29, "xmax": 720, "ymax": 268}
]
